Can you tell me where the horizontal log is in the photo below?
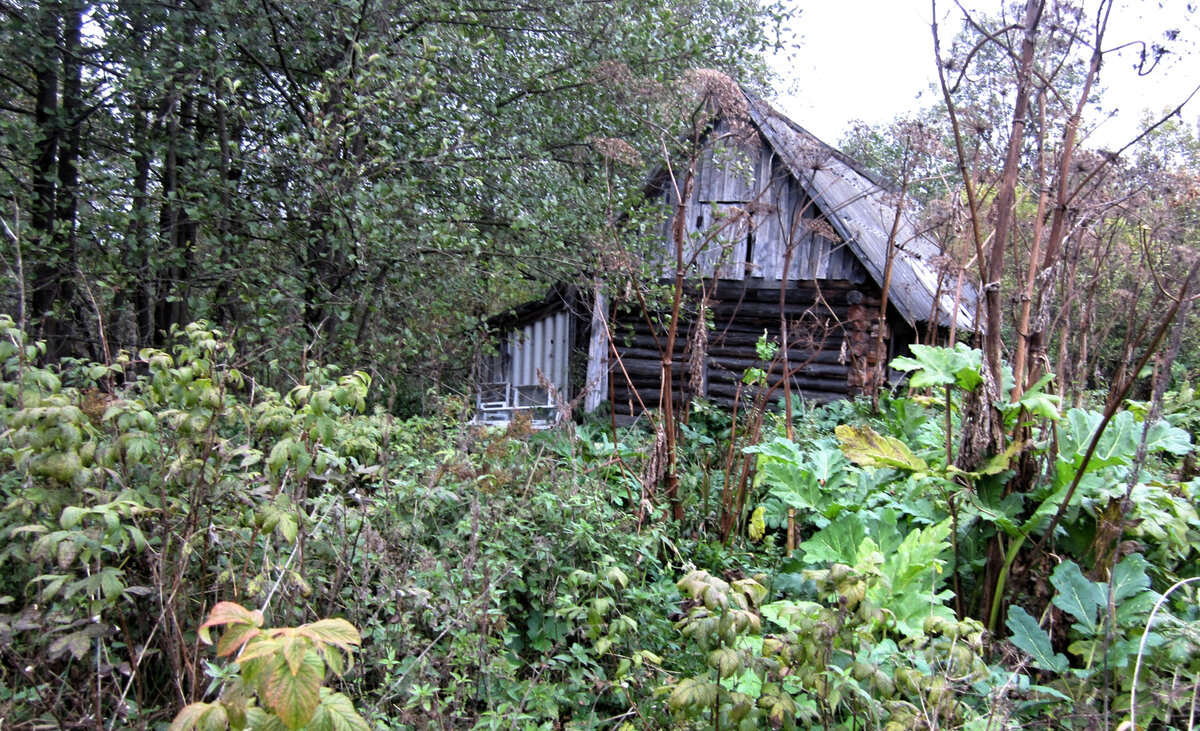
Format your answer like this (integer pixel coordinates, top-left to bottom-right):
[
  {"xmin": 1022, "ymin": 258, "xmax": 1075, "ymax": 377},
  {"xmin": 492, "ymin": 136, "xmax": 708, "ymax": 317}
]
[
  {"xmin": 611, "ymin": 359, "xmax": 687, "ymax": 379},
  {"xmin": 609, "ymin": 384, "xmax": 842, "ymax": 416},
  {"xmin": 613, "ymin": 346, "xmax": 691, "ymax": 363},
  {"xmin": 707, "ymin": 357, "xmax": 849, "ymax": 379},
  {"xmin": 609, "ymin": 342, "xmax": 849, "ymax": 368},
  {"xmin": 707, "ymin": 346, "xmax": 847, "ymax": 366},
  {"xmin": 701, "ymin": 278, "xmax": 877, "ymax": 297},
  {"xmin": 707, "ymin": 302, "xmax": 853, "ymax": 321},
  {"xmin": 616, "ymin": 290, "xmax": 883, "ymax": 317},
  {"xmin": 705, "ymin": 378, "xmax": 848, "ymax": 399},
  {"xmin": 607, "ymin": 312, "xmax": 826, "ymax": 333},
  {"xmin": 709, "ymin": 325, "xmax": 847, "ymax": 344}
]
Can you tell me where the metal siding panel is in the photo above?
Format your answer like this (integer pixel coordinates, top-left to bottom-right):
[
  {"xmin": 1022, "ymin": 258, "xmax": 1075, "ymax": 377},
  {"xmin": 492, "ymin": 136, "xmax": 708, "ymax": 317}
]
[
  {"xmin": 547, "ymin": 314, "xmax": 558, "ymax": 390},
  {"xmin": 524, "ymin": 326, "xmax": 536, "ymax": 385},
  {"xmin": 555, "ymin": 312, "xmax": 568, "ymax": 389},
  {"xmin": 514, "ymin": 327, "xmax": 527, "ymax": 385},
  {"xmin": 534, "ymin": 319, "xmax": 546, "ymax": 385}
]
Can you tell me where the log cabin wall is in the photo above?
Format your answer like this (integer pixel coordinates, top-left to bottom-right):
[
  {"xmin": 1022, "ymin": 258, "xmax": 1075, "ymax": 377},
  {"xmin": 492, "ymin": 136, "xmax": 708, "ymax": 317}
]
[{"xmin": 608, "ymin": 280, "xmax": 910, "ymax": 415}]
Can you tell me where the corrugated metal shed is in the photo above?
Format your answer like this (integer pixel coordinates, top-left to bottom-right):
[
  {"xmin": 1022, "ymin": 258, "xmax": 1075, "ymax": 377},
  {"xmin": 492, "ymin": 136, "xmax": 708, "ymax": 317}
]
[{"xmin": 744, "ymin": 94, "xmax": 976, "ymax": 331}]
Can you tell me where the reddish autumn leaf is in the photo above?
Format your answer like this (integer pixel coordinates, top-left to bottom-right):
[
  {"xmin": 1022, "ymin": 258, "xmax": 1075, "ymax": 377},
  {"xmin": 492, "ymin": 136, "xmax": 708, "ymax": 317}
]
[{"xmin": 199, "ymin": 602, "xmax": 264, "ymax": 646}]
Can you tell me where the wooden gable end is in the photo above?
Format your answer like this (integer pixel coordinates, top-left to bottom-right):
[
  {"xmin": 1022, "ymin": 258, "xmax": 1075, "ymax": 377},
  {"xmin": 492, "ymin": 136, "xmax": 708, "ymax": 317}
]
[{"xmin": 655, "ymin": 121, "xmax": 869, "ymax": 285}]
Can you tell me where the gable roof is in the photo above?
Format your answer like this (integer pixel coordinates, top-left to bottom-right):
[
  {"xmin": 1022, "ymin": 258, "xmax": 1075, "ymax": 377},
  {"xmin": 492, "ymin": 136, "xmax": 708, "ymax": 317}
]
[{"xmin": 743, "ymin": 93, "xmax": 976, "ymax": 331}]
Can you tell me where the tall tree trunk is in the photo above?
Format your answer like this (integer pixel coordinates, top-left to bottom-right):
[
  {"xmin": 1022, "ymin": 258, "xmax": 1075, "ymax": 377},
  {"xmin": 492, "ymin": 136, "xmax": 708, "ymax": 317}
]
[
  {"xmin": 156, "ymin": 86, "xmax": 182, "ymax": 347},
  {"xmin": 961, "ymin": 0, "xmax": 1045, "ymax": 471},
  {"xmin": 129, "ymin": 94, "xmax": 154, "ymax": 347},
  {"xmin": 55, "ymin": 0, "xmax": 84, "ymax": 356},
  {"xmin": 155, "ymin": 4, "xmax": 198, "ymax": 345},
  {"xmin": 29, "ymin": 2, "xmax": 61, "ymax": 351}
]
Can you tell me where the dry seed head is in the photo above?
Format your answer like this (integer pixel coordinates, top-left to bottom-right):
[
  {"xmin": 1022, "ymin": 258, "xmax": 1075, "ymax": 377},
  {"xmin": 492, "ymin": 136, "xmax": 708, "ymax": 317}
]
[
  {"xmin": 586, "ymin": 136, "xmax": 642, "ymax": 168},
  {"xmin": 802, "ymin": 217, "xmax": 841, "ymax": 244},
  {"xmin": 683, "ymin": 69, "xmax": 754, "ymax": 141}
]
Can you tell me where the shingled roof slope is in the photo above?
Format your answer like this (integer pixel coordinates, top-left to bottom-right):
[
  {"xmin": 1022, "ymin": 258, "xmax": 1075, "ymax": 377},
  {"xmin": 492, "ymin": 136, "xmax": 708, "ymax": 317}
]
[{"xmin": 745, "ymin": 94, "xmax": 976, "ymax": 331}]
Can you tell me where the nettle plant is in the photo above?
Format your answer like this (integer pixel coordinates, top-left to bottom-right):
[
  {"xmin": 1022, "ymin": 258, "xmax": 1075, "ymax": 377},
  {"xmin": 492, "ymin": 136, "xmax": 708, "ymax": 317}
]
[{"xmin": 170, "ymin": 602, "xmax": 368, "ymax": 731}]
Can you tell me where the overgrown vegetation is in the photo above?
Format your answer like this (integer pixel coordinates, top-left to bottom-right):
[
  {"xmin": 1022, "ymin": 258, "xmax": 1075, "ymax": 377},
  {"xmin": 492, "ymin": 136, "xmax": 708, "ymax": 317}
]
[
  {"xmin": 1, "ymin": 320, "xmax": 1198, "ymax": 729},
  {"xmin": 3, "ymin": 0, "xmax": 1200, "ymax": 728}
]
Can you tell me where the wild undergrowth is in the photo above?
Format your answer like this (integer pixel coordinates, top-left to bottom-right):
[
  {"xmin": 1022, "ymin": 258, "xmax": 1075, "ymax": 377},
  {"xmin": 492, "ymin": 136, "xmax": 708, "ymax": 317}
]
[{"xmin": 2, "ymin": 320, "xmax": 1199, "ymax": 730}]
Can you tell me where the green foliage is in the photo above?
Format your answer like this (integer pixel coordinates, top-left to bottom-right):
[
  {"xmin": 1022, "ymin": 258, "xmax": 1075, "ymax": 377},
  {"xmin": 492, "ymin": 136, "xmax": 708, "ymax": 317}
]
[
  {"xmin": 747, "ymin": 437, "xmax": 858, "ymax": 528},
  {"xmin": 665, "ymin": 563, "xmax": 995, "ymax": 730},
  {"xmin": 1006, "ymin": 606, "xmax": 1069, "ymax": 674},
  {"xmin": 891, "ymin": 343, "xmax": 984, "ymax": 391},
  {"xmin": 0, "ymin": 0, "xmax": 788, "ymax": 404},
  {"xmin": 0, "ymin": 321, "xmax": 381, "ymax": 726},
  {"xmin": 2, "ymin": 322, "xmax": 1198, "ymax": 729},
  {"xmin": 795, "ymin": 511, "xmax": 955, "ymax": 639},
  {"xmin": 170, "ymin": 602, "xmax": 367, "ymax": 731}
]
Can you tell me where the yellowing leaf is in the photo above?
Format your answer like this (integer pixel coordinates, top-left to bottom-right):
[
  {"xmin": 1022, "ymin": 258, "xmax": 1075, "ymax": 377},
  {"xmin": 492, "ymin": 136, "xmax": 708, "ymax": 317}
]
[
  {"xmin": 835, "ymin": 425, "xmax": 928, "ymax": 472},
  {"xmin": 216, "ymin": 622, "xmax": 260, "ymax": 659},
  {"xmin": 168, "ymin": 702, "xmax": 227, "ymax": 731},
  {"xmin": 748, "ymin": 506, "xmax": 765, "ymax": 542},
  {"xmin": 302, "ymin": 618, "xmax": 362, "ymax": 653},
  {"xmin": 707, "ymin": 647, "xmax": 742, "ymax": 678},
  {"xmin": 306, "ymin": 689, "xmax": 370, "ymax": 731},
  {"xmin": 281, "ymin": 635, "xmax": 308, "ymax": 676},
  {"xmin": 264, "ymin": 652, "xmax": 324, "ymax": 730},
  {"xmin": 234, "ymin": 637, "xmax": 283, "ymax": 664},
  {"xmin": 976, "ymin": 440, "xmax": 1023, "ymax": 476},
  {"xmin": 668, "ymin": 677, "xmax": 719, "ymax": 712}
]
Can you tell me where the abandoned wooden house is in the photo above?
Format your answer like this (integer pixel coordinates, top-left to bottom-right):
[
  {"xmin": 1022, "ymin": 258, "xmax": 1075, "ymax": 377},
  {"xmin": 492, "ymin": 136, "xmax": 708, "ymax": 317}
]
[{"xmin": 475, "ymin": 91, "xmax": 975, "ymax": 426}]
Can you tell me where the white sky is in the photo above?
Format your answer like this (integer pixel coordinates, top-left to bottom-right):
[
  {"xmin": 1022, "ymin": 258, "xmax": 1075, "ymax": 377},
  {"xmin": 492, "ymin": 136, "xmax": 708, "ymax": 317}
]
[{"xmin": 769, "ymin": 0, "xmax": 1200, "ymax": 149}]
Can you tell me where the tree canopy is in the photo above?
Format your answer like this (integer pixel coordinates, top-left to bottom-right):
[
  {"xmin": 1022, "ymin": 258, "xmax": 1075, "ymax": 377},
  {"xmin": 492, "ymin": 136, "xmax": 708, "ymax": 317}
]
[{"xmin": 0, "ymin": 0, "xmax": 786, "ymax": 407}]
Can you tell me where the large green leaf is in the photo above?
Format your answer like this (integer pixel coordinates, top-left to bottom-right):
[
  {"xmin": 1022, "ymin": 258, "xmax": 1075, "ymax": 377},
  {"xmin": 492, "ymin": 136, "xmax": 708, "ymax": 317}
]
[
  {"xmin": 761, "ymin": 600, "xmax": 826, "ymax": 632},
  {"xmin": 1110, "ymin": 554, "xmax": 1152, "ymax": 605},
  {"xmin": 1049, "ymin": 561, "xmax": 1105, "ymax": 631},
  {"xmin": 1006, "ymin": 606, "xmax": 1069, "ymax": 673},
  {"xmin": 797, "ymin": 512, "xmax": 866, "ymax": 565},
  {"xmin": 872, "ymin": 519, "xmax": 954, "ymax": 638},
  {"xmin": 1055, "ymin": 409, "xmax": 1186, "ymax": 474},
  {"xmin": 891, "ymin": 343, "xmax": 983, "ymax": 391},
  {"xmin": 1144, "ymin": 418, "xmax": 1193, "ymax": 456},
  {"xmin": 756, "ymin": 439, "xmax": 857, "ymax": 528},
  {"xmin": 1000, "ymin": 372, "xmax": 1062, "ymax": 424}
]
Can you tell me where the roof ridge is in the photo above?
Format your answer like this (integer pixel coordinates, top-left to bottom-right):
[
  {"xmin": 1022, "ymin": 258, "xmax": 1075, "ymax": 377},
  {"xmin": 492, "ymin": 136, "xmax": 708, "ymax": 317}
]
[{"xmin": 741, "ymin": 91, "xmax": 897, "ymax": 193}]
